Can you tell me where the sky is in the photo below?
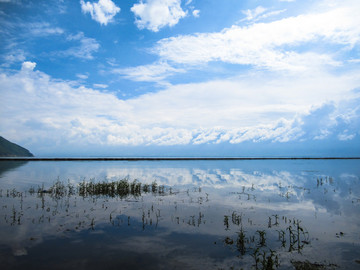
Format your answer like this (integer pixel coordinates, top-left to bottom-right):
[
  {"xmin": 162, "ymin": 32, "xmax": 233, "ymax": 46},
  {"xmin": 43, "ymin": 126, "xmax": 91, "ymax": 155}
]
[{"xmin": 0, "ymin": 0, "xmax": 359, "ymax": 157}]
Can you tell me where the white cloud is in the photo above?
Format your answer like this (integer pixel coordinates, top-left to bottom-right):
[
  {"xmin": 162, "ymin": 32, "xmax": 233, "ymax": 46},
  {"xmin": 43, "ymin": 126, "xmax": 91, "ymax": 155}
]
[
  {"xmin": 0, "ymin": 21, "xmax": 63, "ymax": 65},
  {"xmin": 338, "ymin": 132, "xmax": 355, "ymax": 141},
  {"xmin": 21, "ymin": 61, "xmax": 36, "ymax": 71},
  {"xmin": 93, "ymin": 83, "xmax": 108, "ymax": 89},
  {"xmin": 2, "ymin": 21, "xmax": 64, "ymax": 37},
  {"xmin": 2, "ymin": 49, "xmax": 26, "ymax": 66},
  {"xmin": 28, "ymin": 22, "xmax": 64, "ymax": 36},
  {"xmin": 240, "ymin": 6, "xmax": 286, "ymax": 23},
  {"xmin": 131, "ymin": 0, "xmax": 187, "ymax": 32},
  {"xmin": 192, "ymin": 9, "xmax": 200, "ymax": 18},
  {"xmin": 76, "ymin": 74, "xmax": 89, "ymax": 80},
  {"xmin": 112, "ymin": 61, "xmax": 185, "ymax": 82},
  {"xmin": 61, "ymin": 32, "xmax": 100, "ymax": 59},
  {"xmin": 153, "ymin": 2, "xmax": 360, "ymax": 71},
  {"xmin": 258, "ymin": 9, "xmax": 286, "ymax": 20},
  {"xmin": 1, "ymin": 64, "xmax": 358, "ymax": 150},
  {"xmin": 242, "ymin": 6, "xmax": 267, "ymax": 21},
  {"xmin": 80, "ymin": 0, "xmax": 120, "ymax": 25}
]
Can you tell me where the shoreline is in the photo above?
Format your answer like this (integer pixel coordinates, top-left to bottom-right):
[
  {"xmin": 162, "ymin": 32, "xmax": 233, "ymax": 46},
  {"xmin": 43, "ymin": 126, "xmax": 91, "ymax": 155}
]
[{"xmin": 1, "ymin": 157, "xmax": 360, "ymax": 161}]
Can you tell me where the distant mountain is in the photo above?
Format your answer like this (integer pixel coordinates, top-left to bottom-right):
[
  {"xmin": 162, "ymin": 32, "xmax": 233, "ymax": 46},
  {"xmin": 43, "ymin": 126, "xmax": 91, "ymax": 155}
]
[{"xmin": 0, "ymin": 136, "xmax": 34, "ymax": 157}]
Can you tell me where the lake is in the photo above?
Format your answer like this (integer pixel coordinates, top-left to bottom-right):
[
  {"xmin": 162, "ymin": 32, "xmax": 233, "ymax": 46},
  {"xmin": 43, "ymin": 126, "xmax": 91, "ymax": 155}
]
[{"xmin": 0, "ymin": 159, "xmax": 359, "ymax": 269}]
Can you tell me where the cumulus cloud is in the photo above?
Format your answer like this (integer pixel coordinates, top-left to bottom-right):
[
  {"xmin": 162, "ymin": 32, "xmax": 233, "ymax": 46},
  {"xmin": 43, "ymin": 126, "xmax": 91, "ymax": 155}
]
[
  {"xmin": 153, "ymin": 2, "xmax": 360, "ymax": 71},
  {"xmin": 0, "ymin": 64, "xmax": 359, "ymax": 151},
  {"xmin": 80, "ymin": 0, "xmax": 120, "ymax": 25},
  {"xmin": 131, "ymin": 0, "xmax": 187, "ymax": 32},
  {"xmin": 192, "ymin": 9, "xmax": 200, "ymax": 18},
  {"xmin": 21, "ymin": 61, "xmax": 36, "ymax": 71}
]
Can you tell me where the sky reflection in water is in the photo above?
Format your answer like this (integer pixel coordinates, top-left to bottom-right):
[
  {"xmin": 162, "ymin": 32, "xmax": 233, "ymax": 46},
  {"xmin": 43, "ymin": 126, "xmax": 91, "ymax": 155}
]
[{"xmin": 0, "ymin": 160, "xmax": 359, "ymax": 269}]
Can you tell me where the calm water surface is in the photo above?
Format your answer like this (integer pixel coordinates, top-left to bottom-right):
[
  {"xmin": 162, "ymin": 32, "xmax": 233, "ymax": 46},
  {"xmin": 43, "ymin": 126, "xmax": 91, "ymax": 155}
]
[{"xmin": 0, "ymin": 160, "xmax": 359, "ymax": 269}]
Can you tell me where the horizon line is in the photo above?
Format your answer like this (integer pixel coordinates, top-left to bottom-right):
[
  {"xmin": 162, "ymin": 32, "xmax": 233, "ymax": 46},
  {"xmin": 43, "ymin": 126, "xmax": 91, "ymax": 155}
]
[{"xmin": 1, "ymin": 157, "xmax": 360, "ymax": 161}]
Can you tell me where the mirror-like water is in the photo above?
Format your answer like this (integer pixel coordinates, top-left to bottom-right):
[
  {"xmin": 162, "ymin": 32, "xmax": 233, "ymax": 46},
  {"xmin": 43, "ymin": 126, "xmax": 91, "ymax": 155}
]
[{"xmin": 0, "ymin": 160, "xmax": 359, "ymax": 270}]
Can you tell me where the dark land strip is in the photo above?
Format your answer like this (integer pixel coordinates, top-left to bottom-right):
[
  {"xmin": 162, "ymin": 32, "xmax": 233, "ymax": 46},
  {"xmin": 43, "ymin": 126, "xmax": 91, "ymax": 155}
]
[{"xmin": 0, "ymin": 157, "xmax": 359, "ymax": 161}]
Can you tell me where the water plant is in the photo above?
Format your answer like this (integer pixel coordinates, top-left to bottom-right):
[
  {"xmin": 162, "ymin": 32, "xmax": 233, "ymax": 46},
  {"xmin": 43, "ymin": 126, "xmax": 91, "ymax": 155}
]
[
  {"xmin": 76, "ymin": 179, "xmax": 165, "ymax": 198},
  {"xmin": 286, "ymin": 219, "xmax": 309, "ymax": 252},
  {"xmin": 236, "ymin": 227, "xmax": 247, "ymax": 255},
  {"xmin": 224, "ymin": 215, "xmax": 230, "ymax": 230},
  {"xmin": 0, "ymin": 175, "xmax": 323, "ymax": 270},
  {"xmin": 232, "ymin": 211, "xmax": 242, "ymax": 226},
  {"xmin": 257, "ymin": 230, "xmax": 266, "ymax": 247}
]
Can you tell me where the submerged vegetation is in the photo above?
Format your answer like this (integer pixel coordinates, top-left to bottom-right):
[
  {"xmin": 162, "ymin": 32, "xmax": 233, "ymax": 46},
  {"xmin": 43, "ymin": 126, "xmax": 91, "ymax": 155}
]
[
  {"xmin": 291, "ymin": 260, "xmax": 338, "ymax": 270},
  {"xmin": 222, "ymin": 210, "xmax": 310, "ymax": 269},
  {"xmin": 0, "ymin": 172, "xmax": 355, "ymax": 270},
  {"xmin": 27, "ymin": 178, "xmax": 166, "ymax": 198}
]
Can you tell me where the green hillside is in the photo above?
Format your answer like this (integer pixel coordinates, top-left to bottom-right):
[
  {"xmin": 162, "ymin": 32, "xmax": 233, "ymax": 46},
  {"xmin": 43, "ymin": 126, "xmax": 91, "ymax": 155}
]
[{"xmin": 0, "ymin": 136, "xmax": 34, "ymax": 157}]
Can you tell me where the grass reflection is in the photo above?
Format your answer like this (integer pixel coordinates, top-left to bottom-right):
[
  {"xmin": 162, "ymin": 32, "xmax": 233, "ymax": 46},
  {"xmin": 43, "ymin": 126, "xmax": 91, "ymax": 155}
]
[{"xmin": 0, "ymin": 176, "xmax": 352, "ymax": 270}]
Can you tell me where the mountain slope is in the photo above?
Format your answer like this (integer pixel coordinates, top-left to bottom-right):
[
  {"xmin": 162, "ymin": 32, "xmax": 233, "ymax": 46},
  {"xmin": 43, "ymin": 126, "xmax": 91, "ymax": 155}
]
[{"xmin": 0, "ymin": 136, "xmax": 34, "ymax": 157}]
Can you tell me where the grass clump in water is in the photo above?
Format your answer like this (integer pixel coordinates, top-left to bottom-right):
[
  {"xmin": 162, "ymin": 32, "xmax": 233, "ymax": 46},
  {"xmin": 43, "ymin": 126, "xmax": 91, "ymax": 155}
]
[{"xmin": 32, "ymin": 178, "xmax": 167, "ymax": 199}]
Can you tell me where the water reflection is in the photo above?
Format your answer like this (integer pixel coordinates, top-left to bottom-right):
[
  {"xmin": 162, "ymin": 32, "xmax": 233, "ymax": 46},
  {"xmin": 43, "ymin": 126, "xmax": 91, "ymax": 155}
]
[
  {"xmin": 0, "ymin": 161, "xmax": 28, "ymax": 178},
  {"xmin": 0, "ymin": 160, "xmax": 359, "ymax": 269}
]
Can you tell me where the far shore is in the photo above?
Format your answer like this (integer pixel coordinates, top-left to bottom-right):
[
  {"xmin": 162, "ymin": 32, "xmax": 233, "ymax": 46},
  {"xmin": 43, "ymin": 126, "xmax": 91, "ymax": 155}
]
[{"xmin": 1, "ymin": 157, "xmax": 359, "ymax": 161}]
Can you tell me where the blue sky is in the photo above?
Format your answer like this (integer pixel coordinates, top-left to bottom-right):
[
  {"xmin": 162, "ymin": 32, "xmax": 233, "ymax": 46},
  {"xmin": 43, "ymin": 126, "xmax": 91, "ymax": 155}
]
[{"xmin": 0, "ymin": 0, "xmax": 359, "ymax": 157}]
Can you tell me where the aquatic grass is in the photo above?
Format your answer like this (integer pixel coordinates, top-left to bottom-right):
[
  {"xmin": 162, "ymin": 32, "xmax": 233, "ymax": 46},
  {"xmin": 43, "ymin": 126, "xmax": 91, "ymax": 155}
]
[
  {"xmin": 19, "ymin": 178, "xmax": 168, "ymax": 232},
  {"xmin": 277, "ymin": 229, "xmax": 286, "ymax": 247},
  {"xmin": 286, "ymin": 219, "xmax": 309, "ymax": 252},
  {"xmin": 221, "ymin": 212, "xmax": 312, "ymax": 270},
  {"xmin": 257, "ymin": 230, "xmax": 266, "ymax": 247},
  {"xmin": 47, "ymin": 179, "xmax": 67, "ymax": 199},
  {"xmin": 236, "ymin": 227, "xmax": 247, "ymax": 255},
  {"xmin": 232, "ymin": 211, "xmax": 242, "ymax": 226},
  {"xmin": 76, "ymin": 178, "xmax": 166, "ymax": 198},
  {"xmin": 252, "ymin": 248, "xmax": 280, "ymax": 270},
  {"xmin": 1, "ymin": 175, "xmax": 325, "ymax": 270},
  {"xmin": 291, "ymin": 260, "xmax": 338, "ymax": 270},
  {"xmin": 224, "ymin": 215, "xmax": 230, "ymax": 230}
]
